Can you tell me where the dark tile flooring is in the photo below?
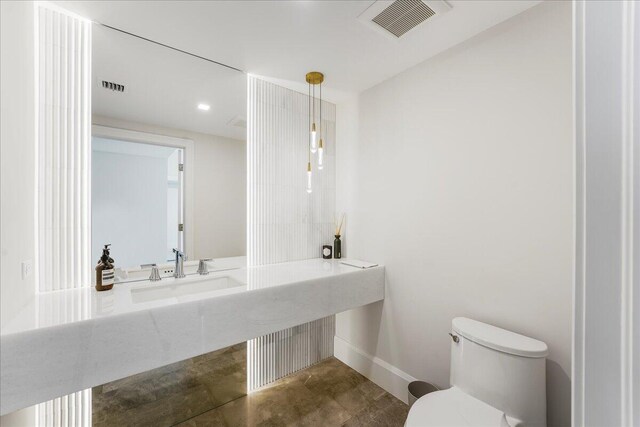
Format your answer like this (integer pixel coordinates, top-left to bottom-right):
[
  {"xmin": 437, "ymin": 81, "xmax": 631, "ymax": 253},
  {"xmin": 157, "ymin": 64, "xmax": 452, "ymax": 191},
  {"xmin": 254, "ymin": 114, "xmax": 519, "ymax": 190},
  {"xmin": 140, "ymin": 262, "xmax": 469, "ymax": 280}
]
[
  {"xmin": 92, "ymin": 343, "xmax": 247, "ymax": 427},
  {"xmin": 178, "ymin": 357, "xmax": 409, "ymax": 427},
  {"xmin": 93, "ymin": 349, "xmax": 408, "ymax": 427}
]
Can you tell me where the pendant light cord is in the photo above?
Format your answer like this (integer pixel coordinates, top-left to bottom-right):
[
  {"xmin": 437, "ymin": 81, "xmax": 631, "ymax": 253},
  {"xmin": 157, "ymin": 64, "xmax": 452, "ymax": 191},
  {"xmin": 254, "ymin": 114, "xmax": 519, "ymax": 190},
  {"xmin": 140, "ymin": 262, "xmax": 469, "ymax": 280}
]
[{"xmin": 312, "ymin": 84, "xmax": 315, "ymax": 128}]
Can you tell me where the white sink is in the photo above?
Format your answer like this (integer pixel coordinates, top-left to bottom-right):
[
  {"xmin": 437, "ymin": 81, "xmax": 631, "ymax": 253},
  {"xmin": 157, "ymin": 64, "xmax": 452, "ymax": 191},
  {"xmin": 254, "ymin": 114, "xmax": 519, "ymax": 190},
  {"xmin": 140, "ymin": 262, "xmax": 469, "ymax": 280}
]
[{"xmin": 130, "ymin": 275, "xmax": 245, "ymax": 303}]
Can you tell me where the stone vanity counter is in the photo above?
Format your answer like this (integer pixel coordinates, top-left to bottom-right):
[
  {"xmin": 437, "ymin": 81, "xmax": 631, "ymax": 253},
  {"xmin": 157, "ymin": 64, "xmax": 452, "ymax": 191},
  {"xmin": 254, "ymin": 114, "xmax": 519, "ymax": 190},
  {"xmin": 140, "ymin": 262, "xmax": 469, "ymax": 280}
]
[{"xmin": 0, "ymin": 259, "xmax": 384, "ymax": 415}]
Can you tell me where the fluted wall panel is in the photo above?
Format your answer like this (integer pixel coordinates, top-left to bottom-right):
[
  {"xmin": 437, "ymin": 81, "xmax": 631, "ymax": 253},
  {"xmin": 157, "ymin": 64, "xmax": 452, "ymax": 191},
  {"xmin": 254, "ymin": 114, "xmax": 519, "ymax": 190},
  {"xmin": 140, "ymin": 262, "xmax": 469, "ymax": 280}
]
[
  {"xmin": 247, "ymin": 76, "xmax": 336, "ymax": 266},
  {"xmin": 36, "ymin": 389, "xmax": 91, "ymax": 427},
  {"xmin": 35, "ymin": 3, "xmax": 92, "ymax": 425},
  {"xmin": 36, "ymin": 3, "xmax": 92, "ymax": 292},
  {"xmin": 247, "ymin": 76, "xmax": 337, "ymax": 391},
  {"xmin": 248, "ymin": 316, "xmax": 336, "ymax": 391}
]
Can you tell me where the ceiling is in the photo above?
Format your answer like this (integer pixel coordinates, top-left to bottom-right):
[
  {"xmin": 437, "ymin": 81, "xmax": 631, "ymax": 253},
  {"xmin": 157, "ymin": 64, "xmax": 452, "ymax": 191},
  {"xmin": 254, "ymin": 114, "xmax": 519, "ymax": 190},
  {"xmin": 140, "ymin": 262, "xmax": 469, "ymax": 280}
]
[
  {"xmin": 92, "ymin": 24, "xmax": 246, "ymax": 140},
  {"xmin": 58, "ymin": 0, "xmax": 541, "ymax": 102}
]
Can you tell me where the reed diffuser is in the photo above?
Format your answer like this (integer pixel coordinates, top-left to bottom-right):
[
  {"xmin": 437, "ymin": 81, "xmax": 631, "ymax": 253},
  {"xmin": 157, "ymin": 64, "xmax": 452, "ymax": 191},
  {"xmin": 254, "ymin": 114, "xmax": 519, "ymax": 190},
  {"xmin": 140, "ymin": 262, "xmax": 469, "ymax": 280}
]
[{"xmin": 334, "ymin": 213, "xmax": 345, "ymax": 259}]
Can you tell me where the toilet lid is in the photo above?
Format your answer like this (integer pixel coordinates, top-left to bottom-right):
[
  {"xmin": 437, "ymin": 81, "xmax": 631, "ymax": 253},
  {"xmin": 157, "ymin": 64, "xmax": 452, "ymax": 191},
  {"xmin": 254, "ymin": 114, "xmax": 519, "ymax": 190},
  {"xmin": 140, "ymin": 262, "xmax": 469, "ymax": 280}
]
[{"xmin": 405, "ymin": 387, "xmax": 512, "ymax": 427}]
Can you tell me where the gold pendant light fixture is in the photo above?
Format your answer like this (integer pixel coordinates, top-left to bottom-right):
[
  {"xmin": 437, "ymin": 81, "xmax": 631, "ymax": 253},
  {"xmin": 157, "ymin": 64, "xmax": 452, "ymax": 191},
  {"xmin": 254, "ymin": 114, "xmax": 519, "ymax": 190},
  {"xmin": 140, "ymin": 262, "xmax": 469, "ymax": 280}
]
[{"xmin": 306, "ymin": 71, "xmax": 324, "ymax": 193}]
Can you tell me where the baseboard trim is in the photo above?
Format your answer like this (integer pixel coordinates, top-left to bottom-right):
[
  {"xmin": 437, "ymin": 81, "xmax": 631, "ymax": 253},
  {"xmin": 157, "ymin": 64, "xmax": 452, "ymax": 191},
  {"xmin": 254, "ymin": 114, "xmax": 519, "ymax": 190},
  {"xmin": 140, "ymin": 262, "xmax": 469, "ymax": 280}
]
[{"xmin": 334, "ymin": 336, "xmax": 417, "ymax": 404}]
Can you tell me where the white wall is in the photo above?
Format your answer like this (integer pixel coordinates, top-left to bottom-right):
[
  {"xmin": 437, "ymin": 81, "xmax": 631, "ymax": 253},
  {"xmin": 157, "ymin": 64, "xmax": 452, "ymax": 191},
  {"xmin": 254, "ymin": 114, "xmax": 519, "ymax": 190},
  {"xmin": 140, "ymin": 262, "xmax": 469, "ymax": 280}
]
[
  {"xmin": 92, "ymin": 115, "xmax": 246, "ymax": 260},
  {"xmin": 335, "ymin": 3, "xmax": 573, "ymax": 427},
  {"xmin": 0, "ymin": 2, "xmax": 37, "ymax": 425},
  {"xmin": 0, "ymin": 0, "xmax": 36, "ymax": 329},
  {"xmin": 193, "ymin": 128, "xmax": 246, "ymax": 259}
]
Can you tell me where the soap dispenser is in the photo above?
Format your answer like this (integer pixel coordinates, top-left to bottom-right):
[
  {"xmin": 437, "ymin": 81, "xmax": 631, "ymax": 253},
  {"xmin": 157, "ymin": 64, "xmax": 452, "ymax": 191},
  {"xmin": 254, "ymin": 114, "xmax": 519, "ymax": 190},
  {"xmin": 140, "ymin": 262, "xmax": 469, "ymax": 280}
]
[{"xmin": 95, "ymin": 244, "xmax": 115, "ymax": 291}]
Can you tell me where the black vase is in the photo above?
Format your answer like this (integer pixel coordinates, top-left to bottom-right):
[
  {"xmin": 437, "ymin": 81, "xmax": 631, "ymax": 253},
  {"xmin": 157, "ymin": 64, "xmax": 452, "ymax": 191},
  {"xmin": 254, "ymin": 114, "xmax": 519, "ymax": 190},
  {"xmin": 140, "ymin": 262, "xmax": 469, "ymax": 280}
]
[{"xmin": 334, "ymin": 235, "xmax": 342, "ymax": 259}]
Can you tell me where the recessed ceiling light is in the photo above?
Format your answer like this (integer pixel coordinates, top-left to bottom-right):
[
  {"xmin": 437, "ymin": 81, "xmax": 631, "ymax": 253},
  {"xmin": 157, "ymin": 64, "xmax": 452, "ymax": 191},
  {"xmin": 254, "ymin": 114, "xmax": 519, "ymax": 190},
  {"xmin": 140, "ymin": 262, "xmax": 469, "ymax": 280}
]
[{"xmin": 197, "ymin": 103, "xmax": 210, "ymax": 111}]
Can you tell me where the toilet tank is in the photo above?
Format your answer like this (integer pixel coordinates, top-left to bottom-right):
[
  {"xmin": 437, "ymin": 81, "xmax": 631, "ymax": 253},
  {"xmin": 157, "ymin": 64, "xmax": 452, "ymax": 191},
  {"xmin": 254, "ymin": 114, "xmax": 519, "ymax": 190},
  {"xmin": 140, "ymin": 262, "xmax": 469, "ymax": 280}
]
[{"xmin": 449, "ymin": 318, "xmax": 548, "ymax": 427}]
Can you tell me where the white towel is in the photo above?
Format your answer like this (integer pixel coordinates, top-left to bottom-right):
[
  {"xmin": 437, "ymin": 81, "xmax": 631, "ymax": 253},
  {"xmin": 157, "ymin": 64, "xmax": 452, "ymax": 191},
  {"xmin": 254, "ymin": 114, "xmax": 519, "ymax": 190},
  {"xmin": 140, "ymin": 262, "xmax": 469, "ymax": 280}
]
[{"xmin": 340, "ymin": 259, "xmax": 378, "ymax": 269}]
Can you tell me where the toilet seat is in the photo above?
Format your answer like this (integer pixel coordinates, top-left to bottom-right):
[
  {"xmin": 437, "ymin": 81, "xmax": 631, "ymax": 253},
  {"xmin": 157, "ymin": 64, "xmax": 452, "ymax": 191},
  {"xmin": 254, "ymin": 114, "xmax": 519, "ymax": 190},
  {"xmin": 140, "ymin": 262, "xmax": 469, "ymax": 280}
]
[{"xmin": 405, "ymin": 387, "xmax": 518, "ymax": 427}]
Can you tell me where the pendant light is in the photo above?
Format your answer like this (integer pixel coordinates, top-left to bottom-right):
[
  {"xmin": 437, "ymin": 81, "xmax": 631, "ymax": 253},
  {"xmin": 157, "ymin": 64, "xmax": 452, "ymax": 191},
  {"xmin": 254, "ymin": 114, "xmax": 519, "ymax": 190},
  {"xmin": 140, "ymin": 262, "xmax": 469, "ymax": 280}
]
[
  {"xmin": 305, "ymin": 71, "xmax": 324, "ymax": 192},
  {"xmin": 306, "ymin": 76, "xmax": 313, "ymax": 193}
]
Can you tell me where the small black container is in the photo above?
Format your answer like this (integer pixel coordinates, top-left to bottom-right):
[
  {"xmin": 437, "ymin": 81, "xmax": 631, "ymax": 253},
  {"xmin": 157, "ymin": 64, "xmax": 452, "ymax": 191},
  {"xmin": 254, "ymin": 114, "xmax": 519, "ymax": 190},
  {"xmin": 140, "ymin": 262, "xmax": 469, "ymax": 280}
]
[
  {"xmin": 408, "ymin": 381, "xmax": 439, "ymax": 407},
  {"xmin": 322, "ymin": 245, "xmax": 332, "ymax": 259},
  {"xmin": 334, "ymin": 235, "xmax": 342, "ymax": 259}
]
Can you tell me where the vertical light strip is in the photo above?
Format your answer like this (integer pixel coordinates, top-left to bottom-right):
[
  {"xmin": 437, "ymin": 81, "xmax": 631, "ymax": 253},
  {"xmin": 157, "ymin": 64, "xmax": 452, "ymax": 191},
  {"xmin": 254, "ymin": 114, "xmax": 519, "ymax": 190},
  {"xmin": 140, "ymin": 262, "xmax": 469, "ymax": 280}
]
[
  {"xmin": 36, "ymin": 390, "xmax": 90, "ymax": 427},
  {"xmin": 246, "ymin": 76, "xmax": 337, "ymax": 391},
  {"xmin": 36, "ymin": 2, "xmax": 91, "ymax": 292},
  {"xmin": 247, "ymin": 316, "xmax": 336, "ymax": 391},
  {"xmin": 620, "ymin": 2, "xmax": 636, "ymax": 425},
  {"xmin": 35, "ymin": 286, "xmax": 92, "ymax": 426},
  {"xmin": 34, "ymin": 3, "xmax": 92, "ymax": 426}
]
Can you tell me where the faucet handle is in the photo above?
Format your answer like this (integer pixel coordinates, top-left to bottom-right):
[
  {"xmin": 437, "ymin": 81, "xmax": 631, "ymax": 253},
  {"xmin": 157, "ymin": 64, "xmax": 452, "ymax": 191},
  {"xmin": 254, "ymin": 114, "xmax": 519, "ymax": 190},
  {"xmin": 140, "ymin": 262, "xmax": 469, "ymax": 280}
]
[
  {"xmin": 149, "ymin": 264, "xmax": 162, "ymax": 282},
  {"xmin": 172, "ymin": 248, "xmax": 187, "ymax": 260},
  {"xmin": 197, "ymin": 259, "xmax": 212, "ymax": 275}
]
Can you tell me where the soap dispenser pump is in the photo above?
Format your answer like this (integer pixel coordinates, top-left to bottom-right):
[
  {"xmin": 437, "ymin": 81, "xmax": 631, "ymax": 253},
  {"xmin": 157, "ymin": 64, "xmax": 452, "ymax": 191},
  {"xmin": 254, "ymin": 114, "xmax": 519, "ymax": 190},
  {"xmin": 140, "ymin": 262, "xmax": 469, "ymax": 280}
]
[{"xmin": 95, "ymin": 244, "xmax": 115, "ymax": 291}]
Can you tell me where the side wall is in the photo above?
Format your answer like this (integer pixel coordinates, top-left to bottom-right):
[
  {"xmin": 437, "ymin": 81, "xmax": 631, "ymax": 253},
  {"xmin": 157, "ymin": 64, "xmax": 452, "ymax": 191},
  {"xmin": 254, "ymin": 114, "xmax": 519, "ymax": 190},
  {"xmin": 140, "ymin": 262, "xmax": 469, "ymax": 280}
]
[
  {"xmin": 0, "ymin": 2, "xmax": 37, "ymax": 425},
  {"xmin": 335, "ymin": 3, "xmax": 573, "ymax": 426},
  {"xmin": 0, "ymin": 0, "xmax": 36, "ymax": 325}
]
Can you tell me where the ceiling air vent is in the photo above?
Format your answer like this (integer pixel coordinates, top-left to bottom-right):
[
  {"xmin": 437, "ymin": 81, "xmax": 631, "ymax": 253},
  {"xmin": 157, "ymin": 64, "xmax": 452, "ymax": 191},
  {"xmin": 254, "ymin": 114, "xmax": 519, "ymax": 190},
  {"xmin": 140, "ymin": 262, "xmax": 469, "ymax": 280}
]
[
  {"xmin": 228, "ymin": 115, "xmax": 247, "ymax": 129},
  {"xmin": 358, "ymin": 0, "xmax": 452, "ymax": 39},
  {"xmin": 101, "ymin": 80, "xmax": 125, "ymax": 93}
]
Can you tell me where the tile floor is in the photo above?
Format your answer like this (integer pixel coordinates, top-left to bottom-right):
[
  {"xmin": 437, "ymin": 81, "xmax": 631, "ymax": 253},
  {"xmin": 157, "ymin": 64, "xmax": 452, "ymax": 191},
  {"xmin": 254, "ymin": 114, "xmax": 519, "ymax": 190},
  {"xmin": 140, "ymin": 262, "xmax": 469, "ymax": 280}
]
[
  {"xmin": 178, "ymin": 357, "xmax": 409, "ymax": 427},
  {"xmin": 92, "ymin": 344, "xmax": 247, "ymax": 427},
  {"xmin": 93, "ymin": 351, "xmax": 408, "ymax": 427}
]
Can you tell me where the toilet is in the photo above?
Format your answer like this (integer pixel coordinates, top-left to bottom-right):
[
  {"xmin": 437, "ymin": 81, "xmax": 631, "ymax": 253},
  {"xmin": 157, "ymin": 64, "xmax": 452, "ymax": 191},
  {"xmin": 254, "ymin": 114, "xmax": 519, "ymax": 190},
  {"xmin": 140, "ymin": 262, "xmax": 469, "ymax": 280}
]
[{"xmin": 406, "ymin": 317, "xmax": 548, "ymax": 427}]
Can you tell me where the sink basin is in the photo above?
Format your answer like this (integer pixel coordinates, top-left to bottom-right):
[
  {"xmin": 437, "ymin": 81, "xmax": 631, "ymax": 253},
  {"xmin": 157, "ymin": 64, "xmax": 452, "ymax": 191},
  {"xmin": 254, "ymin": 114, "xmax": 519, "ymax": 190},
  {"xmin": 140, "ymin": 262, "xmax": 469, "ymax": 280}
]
[{"xmin": 130, "ymin": 275, "xmax": 245, "ymax": 303}]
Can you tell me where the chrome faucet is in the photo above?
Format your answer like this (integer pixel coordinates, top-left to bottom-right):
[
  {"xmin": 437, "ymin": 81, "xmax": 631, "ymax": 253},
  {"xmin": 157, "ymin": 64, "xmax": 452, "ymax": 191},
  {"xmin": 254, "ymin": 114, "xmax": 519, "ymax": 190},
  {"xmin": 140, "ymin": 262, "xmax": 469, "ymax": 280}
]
[{"xmin": 172, "ymin": 248, "xmax": 187, "ymax": 278}]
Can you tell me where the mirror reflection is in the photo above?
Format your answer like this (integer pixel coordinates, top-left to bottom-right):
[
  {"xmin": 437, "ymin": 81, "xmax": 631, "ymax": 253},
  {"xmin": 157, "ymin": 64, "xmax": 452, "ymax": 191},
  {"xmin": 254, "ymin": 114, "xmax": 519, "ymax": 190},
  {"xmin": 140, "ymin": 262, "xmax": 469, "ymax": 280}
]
[
  {"xmin": 91, "ymin": 24, "xmax": 246, "ymax": 280},
  {"xmin": 92, "ymin": 137, "xmax": 183, "ymax": 267}
]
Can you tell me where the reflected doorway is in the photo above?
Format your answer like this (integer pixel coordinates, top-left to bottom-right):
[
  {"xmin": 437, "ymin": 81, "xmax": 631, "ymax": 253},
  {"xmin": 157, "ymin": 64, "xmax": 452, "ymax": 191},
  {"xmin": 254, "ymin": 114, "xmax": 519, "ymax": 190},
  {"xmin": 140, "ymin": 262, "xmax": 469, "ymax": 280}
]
[{"xmin": 91, "ymin": 135, "xmax": 185, "ymax": 269}]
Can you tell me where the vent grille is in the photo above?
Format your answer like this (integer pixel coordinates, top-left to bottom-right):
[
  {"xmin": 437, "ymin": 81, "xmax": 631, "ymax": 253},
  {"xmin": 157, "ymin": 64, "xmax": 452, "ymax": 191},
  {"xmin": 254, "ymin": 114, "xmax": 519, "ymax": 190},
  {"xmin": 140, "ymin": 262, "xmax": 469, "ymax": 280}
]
[
  {"xmin": 371, "ymin": 0, "xmax": 437, "ymax": 38},
  {"xmin": 101, "ymin": 80, "xmax": 125, "ymax": 92},
  {"xmin": 228, "ymin": 115, "xmax": 247, "ymax": 129}
]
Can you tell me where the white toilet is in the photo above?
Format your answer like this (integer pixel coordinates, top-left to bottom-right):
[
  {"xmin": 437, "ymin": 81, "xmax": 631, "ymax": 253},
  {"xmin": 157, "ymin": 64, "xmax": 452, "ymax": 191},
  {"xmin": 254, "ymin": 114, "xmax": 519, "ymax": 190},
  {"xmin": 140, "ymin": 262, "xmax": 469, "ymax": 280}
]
[{"xmin": 405, "ymin": 317, "xmax": 548, "ymax": 427}]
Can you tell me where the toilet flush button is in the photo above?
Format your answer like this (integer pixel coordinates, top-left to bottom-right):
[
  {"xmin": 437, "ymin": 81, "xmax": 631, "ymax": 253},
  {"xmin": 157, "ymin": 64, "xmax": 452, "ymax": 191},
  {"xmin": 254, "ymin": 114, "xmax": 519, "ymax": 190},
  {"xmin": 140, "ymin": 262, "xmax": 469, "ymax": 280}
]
[{"xmin": 449, "ymin": 333, "xmax": 459, "ymax": 343}]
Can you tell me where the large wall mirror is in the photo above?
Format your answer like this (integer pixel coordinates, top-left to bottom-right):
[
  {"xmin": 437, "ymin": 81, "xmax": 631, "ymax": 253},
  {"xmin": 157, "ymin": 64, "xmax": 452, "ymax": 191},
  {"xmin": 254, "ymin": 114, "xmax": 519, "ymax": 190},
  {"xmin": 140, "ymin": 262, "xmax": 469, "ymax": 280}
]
[{"xmin": 91, "ymin": 24, "xmax": 246, "ymax": 281}]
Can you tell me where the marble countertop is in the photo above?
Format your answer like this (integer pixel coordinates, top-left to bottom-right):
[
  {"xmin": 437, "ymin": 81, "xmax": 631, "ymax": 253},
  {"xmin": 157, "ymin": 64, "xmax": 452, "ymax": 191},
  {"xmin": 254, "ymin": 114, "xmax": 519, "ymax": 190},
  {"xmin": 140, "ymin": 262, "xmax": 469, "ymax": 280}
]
[
  {"xmin": 0, "ymin": 258, "xmax": 385, "ymax": 415},
  {"xmin": 0, "ymin": 255, "xmax": 249, "ymax": 336}
]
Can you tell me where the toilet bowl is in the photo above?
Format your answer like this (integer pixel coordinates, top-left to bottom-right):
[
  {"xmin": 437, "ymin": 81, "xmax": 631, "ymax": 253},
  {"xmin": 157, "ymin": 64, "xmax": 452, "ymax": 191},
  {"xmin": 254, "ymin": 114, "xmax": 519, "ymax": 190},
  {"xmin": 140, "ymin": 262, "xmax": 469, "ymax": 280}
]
[
  {"xmin": 406, "ymin": 386, "xmax": 517, "ymax": 427},
  {"xmin": 405, "ymin": 318, "xmax": 548, "ymax": 427}
]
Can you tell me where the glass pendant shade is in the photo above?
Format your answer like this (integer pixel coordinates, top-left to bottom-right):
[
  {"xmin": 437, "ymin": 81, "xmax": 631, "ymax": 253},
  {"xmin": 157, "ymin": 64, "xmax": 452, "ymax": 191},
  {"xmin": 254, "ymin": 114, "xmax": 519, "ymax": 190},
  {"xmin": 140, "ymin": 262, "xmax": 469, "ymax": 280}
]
[
  {"xmin": 318, "ymin": 139, "xmax": 324, "ymax": 170},
  {"xmin": 307, "ymin": 162, "xmax": 312, "ymax": 193},
  {"xmin": 311, "ymin": 123, "xmax": 317, "ymax": 153}
]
